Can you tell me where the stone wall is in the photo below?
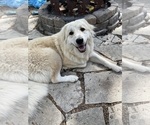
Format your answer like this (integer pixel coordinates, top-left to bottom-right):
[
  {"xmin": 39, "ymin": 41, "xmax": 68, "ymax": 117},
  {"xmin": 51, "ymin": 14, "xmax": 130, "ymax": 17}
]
[
  {"xmin": 38, "ymin": 1, "xmax": 121, "ymax": 36},
  {"xmin": 123, "ymin": 1, "xmax": 150, "ymax": 34}
]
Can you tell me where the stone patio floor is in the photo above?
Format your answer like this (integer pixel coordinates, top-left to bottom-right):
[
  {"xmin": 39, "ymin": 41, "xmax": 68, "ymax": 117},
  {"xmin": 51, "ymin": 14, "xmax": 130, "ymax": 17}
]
[{"xmin": 0, "ymin": 3, "xmax": 150, "ymax": 125}]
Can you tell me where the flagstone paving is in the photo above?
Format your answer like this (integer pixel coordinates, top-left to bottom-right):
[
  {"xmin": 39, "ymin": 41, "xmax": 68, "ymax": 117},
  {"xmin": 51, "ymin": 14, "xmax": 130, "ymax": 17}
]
[{"xmin": 1, "ymin": 2, "xmax": 150, "ymax": 125}]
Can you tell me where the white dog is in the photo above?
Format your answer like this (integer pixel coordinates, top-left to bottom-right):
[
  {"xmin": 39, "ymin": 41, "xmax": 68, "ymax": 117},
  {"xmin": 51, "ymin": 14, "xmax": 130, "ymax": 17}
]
[
  {"xmin": 0, "ymin": 19, "xmax": 121, "ymax": 84},
  {"xmin": 28, "ymin": 19, "xmax": 122, "ymax": 83}
]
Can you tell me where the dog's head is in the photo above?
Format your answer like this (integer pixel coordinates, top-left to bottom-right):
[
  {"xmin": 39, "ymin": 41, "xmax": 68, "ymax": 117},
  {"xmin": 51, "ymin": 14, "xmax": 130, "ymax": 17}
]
[{"xmin": 60, "ymin": 19, "xmax": 95, "ymax": 53}]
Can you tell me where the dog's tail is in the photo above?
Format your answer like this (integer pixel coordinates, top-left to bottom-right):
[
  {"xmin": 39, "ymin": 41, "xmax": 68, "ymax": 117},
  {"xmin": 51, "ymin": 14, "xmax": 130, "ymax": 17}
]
[
  {"xmin": 0, "ymin": 81, "xmax": 48, "ymax": 122},
  {"xmin": 29, "ymin": 81, "xmax": 48, "ymax": 117},
  {"xmin": 0, "ymin": 81, "xmax": 28, "ymax": 120}
]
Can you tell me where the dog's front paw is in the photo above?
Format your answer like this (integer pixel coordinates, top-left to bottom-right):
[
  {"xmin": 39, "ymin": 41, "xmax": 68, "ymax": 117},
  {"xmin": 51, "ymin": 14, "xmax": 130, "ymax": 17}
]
[
  {"xmin": 66, "ymin": 75, "xmax": 79, "ymax": 82},
  {"xmin": 113, "ymin": 66, "xmax": 122, "ymax": 73},
  {"xmin": 52, "ymin": 75, "xmax": 79, "ymax": 83}
]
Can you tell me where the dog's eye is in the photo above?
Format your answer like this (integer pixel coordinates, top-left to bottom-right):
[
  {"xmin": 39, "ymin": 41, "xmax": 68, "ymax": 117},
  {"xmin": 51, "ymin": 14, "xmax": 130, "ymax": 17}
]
[
  {"xmin": 69, "ymin": 31, "xmax": 74, "ymax": 35},
  {"xmin": 80, "ymin": 27, "xmax": 85, "ymax": 32}
]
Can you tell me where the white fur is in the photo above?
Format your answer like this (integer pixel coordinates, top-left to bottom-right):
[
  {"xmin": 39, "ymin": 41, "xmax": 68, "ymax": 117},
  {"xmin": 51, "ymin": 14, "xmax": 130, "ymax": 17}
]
[
  {"xmin": 0, "ymin": 81, "xmax": 28, "ymax": 120},
  {"xmin": 29, "ymin": 71, "xmax": 51, "ymax": 83},
  {"xmin": 0, "ymin": 81, "xmax": 48, "ymax": 120},
  {"xmin": 29, "ymin": 81, "xmax": 48, "ymax": 117},
  {"xmin": 0, "ymin": 41, "xmax": 28, "ymax": 83}
]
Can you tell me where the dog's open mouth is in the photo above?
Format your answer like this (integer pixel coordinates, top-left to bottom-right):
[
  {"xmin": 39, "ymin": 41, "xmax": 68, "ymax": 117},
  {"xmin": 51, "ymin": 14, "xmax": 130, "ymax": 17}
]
[{"xmin": 76, "ymin": 44, "xmax": 86, "ymax": 53}]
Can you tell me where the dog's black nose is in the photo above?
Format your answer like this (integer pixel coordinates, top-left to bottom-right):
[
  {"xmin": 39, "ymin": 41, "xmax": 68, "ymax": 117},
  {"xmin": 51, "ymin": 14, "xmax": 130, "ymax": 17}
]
[{"xmin": 76, "ymin": 38, "xmax": 83, "ymax": 45}]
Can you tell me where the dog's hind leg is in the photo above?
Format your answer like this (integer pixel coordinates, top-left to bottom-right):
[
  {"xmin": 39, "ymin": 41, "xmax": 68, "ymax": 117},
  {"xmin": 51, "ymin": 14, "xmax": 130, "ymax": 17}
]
[{"xmin": 90, "ymin": 51, "xmax": 122, "ymax": 72}]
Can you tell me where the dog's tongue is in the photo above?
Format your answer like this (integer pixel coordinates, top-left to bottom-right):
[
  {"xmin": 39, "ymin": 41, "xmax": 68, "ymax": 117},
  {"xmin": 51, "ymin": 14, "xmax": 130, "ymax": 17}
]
[{"xmin": 78, "ymin": 45, "xmax": 86, "ymax": 52}]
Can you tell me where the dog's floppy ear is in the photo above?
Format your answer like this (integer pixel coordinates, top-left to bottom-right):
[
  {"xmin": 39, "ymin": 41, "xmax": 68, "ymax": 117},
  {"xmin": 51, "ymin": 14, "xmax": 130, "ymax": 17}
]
[
  {"xmin": 80, "ymin": 19, "xmax": 95, "ymax": 36},
  {"xmin": 59, "ymin": 23, "xmax": 68, "ymax": 41},
  {"xmin": 80, "ymin": 19, "xmax": 95, "ymax": 30}
]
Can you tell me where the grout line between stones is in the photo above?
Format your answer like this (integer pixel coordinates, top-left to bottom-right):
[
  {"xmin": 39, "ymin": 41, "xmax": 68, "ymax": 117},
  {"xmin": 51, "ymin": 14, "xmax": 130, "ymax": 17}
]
[
  {"xmin": 110, "ymin": 35, "xmax": 115, "ymax": 43},
  {"xmin": 123, "ymin": 101, "xmax": 150, "ymax": 107},
  {"xmin": 47, "ymin": 94, "xmax": 66, "ymax": 122},
  {"xmin": 94, "ymin": 36, "xmax": 105, "ymax": 46},
  {"xmin": 76, "ymin": 69, "xmax": 112, "ymax": 74},
  {"xmin": 67, "ymin": 102, "xmax": 122, "ymax": 114},
  {"xmin": 95, "ymin": 49, "xmax": 122, "ymax": 62},
  {"xmin": 76, "ymin": 72, "xmax": 85, "ymax": 104},
  {"xmin": 132, "ymin": 35, "xmax": 139, "ymax": 42},
  {"xmin": 122, "ymin": 104, "xmax": 130, "ymax": 125},
  {"xmin": 60, "ymin": 119, "xmax": 67, "ymax": 125},
  {"xmin": 102, "ymin": 105, "xmax": 109, "ymax": 125},
  {"xmin": 77, "ymin": 67, "xmax": 122, "ymax": 74}
]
